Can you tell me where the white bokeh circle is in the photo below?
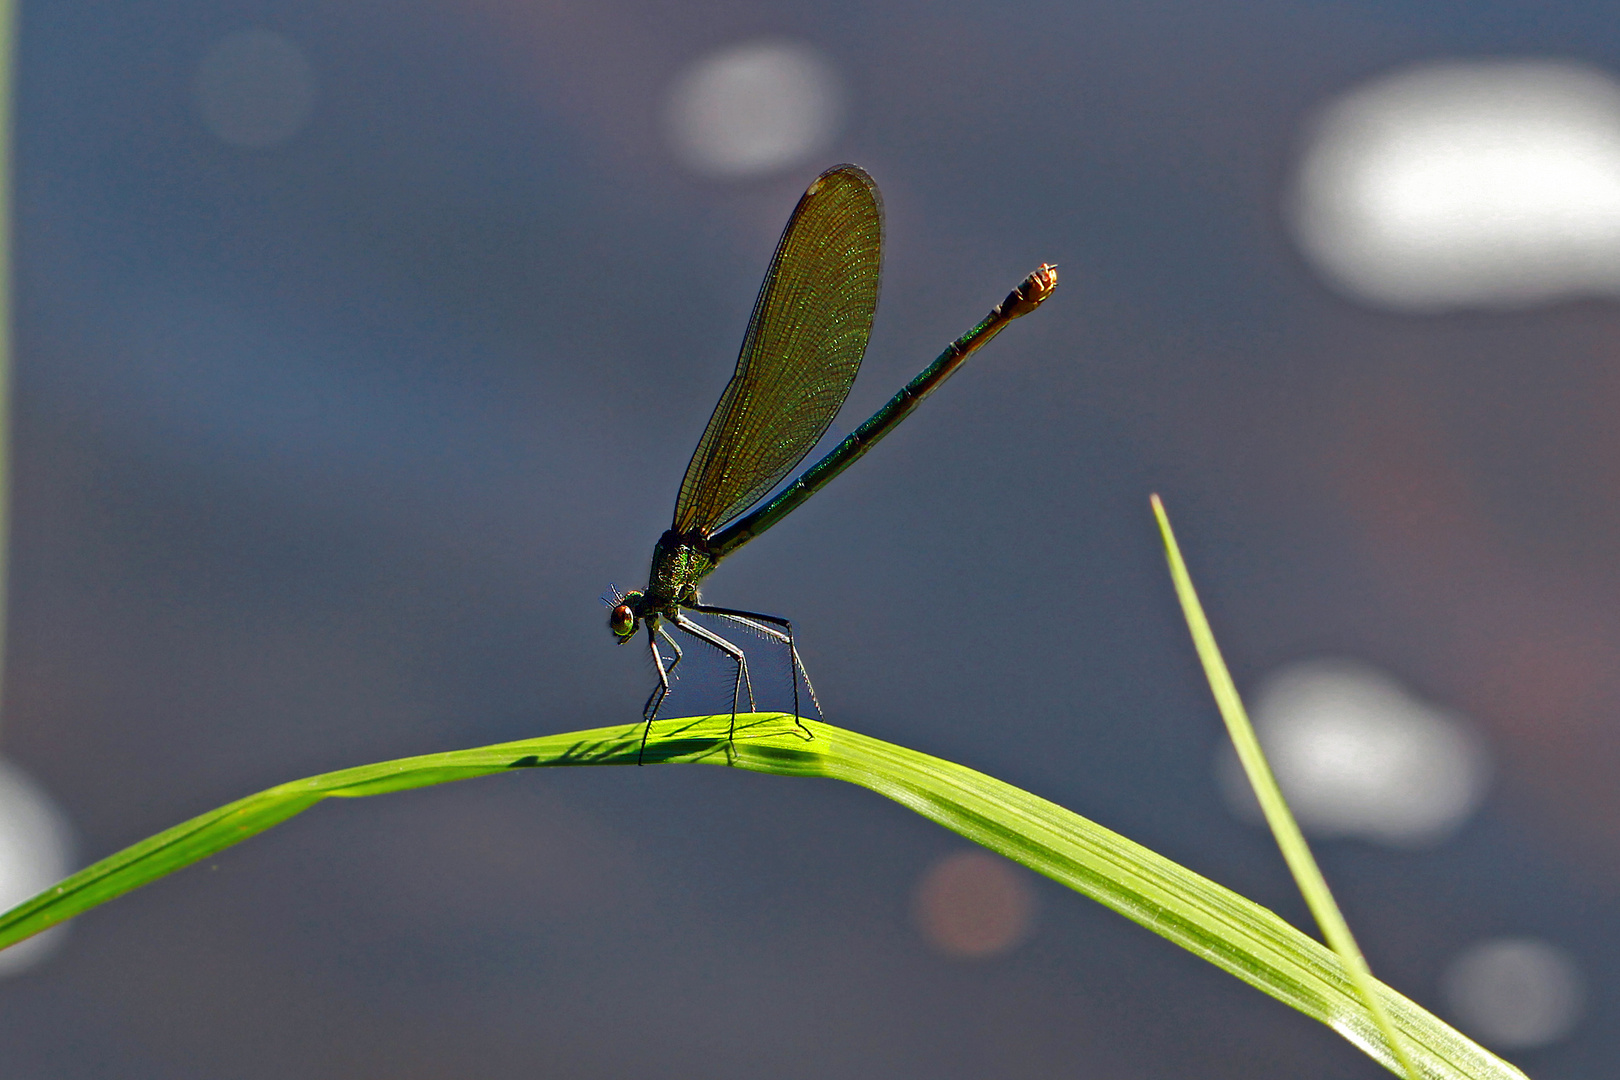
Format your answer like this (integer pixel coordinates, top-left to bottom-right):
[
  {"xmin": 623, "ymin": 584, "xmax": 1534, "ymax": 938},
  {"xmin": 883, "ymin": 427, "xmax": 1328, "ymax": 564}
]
[
  {"xmin": 1290, "ymin": 58, "xmax": 1620, "ymax": 311},
  {"xmin": 665, "ymin": 40, "xmax": 844, "ymax": 179},
  {"xmin": 1218, "ymin": 658, "xmax": 1490, "ymax": 847},
  {"xmin": 1441, "ymin": 937, "xmax": 1584, "ymax": 1049},
  {"xmin": 0, "ymin": 759, "xmax": 75, "ymax": 976},
  {"xmin": 194, "ymin": 29, "xmax": 317, "ymax": 149}
]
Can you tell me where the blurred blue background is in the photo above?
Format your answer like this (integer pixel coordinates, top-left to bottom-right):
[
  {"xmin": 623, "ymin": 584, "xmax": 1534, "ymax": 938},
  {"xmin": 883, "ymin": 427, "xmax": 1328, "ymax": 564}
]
[{"xmin": 0, "ymin": 0, "xmax": 1615, "ymax": 1076}]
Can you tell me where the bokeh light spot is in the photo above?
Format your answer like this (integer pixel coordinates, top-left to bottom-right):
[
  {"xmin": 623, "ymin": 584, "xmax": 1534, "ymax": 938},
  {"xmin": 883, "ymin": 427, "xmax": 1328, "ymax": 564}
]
[
  {"xmin": 194, "ymin": 29, "xmax": 317, "ymax": 149},
  {"xmin": 664, "ymin": 40, "xmax": 844, "ymax": 179},
  {"xmin": 1218, "ymin": 659, "xmax": 1490, "ymax": 847},
  {"xmin": 912, "ymin": 849, "xmax": 1035, "ymax": 958},
  {"xmin": 1441, "ymin": 937, "xmax": 1584, "ymax": 1049},
  {"xmin": 0, "ymin": 759, "xmax": 75, "ymax": 976},
  {"xmin": 1290, "ymin": 58, "xmax": 1620, "ymax": 311}
]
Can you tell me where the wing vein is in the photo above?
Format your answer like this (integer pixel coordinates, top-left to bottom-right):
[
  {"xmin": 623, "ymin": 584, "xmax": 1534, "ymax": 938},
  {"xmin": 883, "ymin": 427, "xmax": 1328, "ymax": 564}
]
[{"xmin": 673, "ymin": 165, "xmax": 883, "ymax": 536}]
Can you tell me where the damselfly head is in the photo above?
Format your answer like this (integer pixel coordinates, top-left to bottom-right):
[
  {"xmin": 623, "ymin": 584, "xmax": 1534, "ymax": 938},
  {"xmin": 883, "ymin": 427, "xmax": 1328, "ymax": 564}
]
[{"xmin": 608, "ymin": 590, "xmax": 644, "ymax": 641}]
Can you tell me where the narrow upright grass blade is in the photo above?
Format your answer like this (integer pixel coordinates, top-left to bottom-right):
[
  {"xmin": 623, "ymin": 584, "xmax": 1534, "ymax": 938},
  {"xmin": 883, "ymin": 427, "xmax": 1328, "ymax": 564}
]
[
  {"xmin": 0, "ymin": 713, "xmax": 1520, "ymax": 1080},
  {"xmin": 1152, "ymin": 494, "xmax": 1422, "ymax": 1080}
]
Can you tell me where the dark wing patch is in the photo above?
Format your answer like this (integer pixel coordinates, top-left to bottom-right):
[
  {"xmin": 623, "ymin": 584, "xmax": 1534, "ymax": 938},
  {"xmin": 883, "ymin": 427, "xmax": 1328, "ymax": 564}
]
[{"xmin": 673, "ymin": 164, "xmax": 883, "ymax": 535}]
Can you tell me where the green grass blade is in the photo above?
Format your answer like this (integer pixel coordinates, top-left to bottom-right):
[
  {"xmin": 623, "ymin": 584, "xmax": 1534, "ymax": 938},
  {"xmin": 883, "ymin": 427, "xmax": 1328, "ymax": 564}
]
[
  {"xmin": 0, "ymin": 713, "xmax": 1520, "ymax": 1078},
  {"xmin": 1152, "ymin": 494, "xmax": 1423, "ymax": 1079}
]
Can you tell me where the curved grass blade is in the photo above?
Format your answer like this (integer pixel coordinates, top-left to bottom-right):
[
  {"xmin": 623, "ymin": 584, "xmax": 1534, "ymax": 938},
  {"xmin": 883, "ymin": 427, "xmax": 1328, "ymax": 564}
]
[
  {"xmin": 0, "ymin": 714, "xmax": 1520, "ymax": 1080},
  {"xmin": 1153, "ymin": 494, "xmax": 1420, "ymax": 1080}
]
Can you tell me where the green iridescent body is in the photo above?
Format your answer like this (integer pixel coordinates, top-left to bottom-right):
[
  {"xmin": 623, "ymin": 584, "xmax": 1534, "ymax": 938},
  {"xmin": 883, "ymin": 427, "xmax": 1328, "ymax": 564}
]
[
  {"xmin": 641, "ymin": 529, "xmax": 716, "ymax": 622},
  {"xmin": 607, "ymin": 163, "xmax": 1055, "ymax": 757}
]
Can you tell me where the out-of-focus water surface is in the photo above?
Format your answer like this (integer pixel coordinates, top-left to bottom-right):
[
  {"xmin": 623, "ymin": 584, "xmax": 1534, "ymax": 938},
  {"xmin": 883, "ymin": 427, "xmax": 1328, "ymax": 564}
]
[{"xmin": 1, "ymin": 1, "xmax": 1616, "ymax": 1076}]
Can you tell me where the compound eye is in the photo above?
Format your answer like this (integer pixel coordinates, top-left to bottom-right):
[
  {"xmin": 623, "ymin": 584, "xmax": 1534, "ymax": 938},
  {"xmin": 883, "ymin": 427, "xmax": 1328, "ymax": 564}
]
[{"xmin": 609, "ymin": 603, "xmax": 636, "ymax": 638}]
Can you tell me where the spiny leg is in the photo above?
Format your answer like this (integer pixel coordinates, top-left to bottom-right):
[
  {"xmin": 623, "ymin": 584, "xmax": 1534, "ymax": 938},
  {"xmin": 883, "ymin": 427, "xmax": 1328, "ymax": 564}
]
[
  {"xmin": 671, "ymin": 612, "xmax": 751, "ymax": 723},
  {"xmin": 674, "ymin": 612, "xmax": 755, "ymax": 710},
  {"xmin": 657, "ymin": 625, "xmax": 685, "ymax": 680},
  {"xmin": 702, "ymin": 610, "xmax": 812, "ymax": 729},
  {"xmin": 728, "ymin": 613, "xmax": 821, "ymax": 720},
  {"xmin": 691, "ymin": 604, "xmax": 821, "ymax": 738},
  {"xmin": 677, "ymin": 616, "xmax": 756, "ymax": 711},
  {"xmin": 639, "ymin": 624, "xmax": 675, "ymax": 765},
  {"xmin": 670, "ymin": 611, "xmax": 752, "ymax": 744},
  {"xmin": 701, "ymin": 609, "xmax": 818, "ymax": 729}
]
